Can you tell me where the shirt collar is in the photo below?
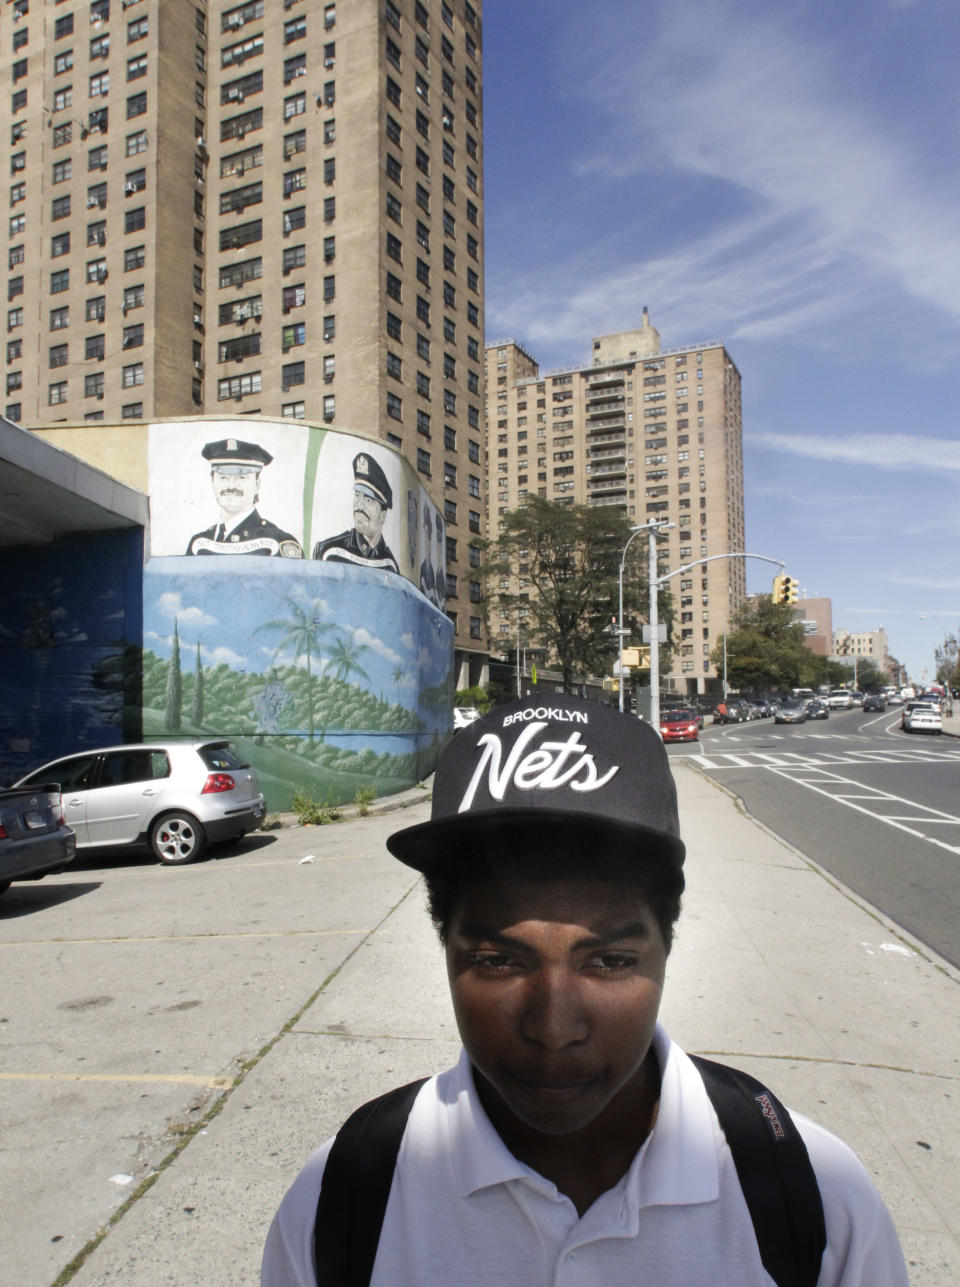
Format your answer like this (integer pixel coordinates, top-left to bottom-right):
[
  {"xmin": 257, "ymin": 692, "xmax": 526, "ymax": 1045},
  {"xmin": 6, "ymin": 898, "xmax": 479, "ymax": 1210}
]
[{"xmin": 447, "ymin": 1026, "xmax": 720, "ymax": 1213}]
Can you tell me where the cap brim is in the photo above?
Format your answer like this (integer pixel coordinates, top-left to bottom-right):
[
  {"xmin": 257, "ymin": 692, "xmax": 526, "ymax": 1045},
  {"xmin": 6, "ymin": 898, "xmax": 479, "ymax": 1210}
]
[{"xmin": 386, "ymin": 808, "xmax": 685, "ymax": 875}]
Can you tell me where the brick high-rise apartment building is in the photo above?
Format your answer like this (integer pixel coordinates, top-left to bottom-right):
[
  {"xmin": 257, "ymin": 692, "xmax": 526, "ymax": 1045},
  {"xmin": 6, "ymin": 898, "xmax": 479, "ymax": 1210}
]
[
  {"xmin": 485, "ymin": 309, "xmax": 746, "ymax": 696},
  {"xmin": 2, "ymin": 0, "xmax": 486, "ymax": 680}
]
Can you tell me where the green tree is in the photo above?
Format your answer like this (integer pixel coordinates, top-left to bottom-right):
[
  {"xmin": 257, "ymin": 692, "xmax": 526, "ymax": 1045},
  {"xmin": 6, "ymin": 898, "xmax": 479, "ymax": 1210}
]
[
  {"xmin": 935, "ymin": 633, "xmax": 959, "ymax": 688},
  {"xmin": 191, "ymin": 640, "xmax": 204, "ymax": 725},
  {"xmin": 328, "ymin": 633, "xmax": 371, "ymax": 687},
  {"xmin": 711, "ymin": 595, "xmax": 811, "ymax": 693},
  {"xmin": 254, "ymin": 599, "xmax": 335, "ymax": 740},
  {"xmin": 164, "ymin": 618, "xmax": 182, "ymax": 731},
  {"xmin": 482, "ymin": 497, "xmax": 670, "ymax": 693}
]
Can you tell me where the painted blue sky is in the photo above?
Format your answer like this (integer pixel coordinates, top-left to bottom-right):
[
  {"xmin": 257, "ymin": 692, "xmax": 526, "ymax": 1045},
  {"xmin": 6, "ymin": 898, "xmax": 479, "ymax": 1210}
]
[{"xmin": 482, "ymin": 0, "xmax": 960, "ymax": 683}]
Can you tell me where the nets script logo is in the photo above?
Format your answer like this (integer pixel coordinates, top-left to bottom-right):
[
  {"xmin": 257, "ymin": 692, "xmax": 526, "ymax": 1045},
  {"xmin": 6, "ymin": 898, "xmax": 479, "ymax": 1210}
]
[{"xmin": 458, "ymin": 717, "xmax": 619, "ymax": 813}]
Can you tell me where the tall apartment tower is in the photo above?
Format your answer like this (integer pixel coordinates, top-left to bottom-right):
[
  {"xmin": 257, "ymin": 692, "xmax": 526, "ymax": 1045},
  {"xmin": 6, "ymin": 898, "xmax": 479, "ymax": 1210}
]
[
  {"xmin": 485, "ymin": 309, "xmax": 746, "ymax": 696},
  {"xmin": 2, "ymin": 0, "xmax": 486, "ymax": 680}
]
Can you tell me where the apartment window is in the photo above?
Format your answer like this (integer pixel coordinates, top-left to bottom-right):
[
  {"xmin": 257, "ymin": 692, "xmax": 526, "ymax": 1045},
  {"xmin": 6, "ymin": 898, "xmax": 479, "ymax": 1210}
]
[
  {"xmin": 56, "ymin": 13, "xmax": 74, "ymax": 38},
  {"xmin": 218, "ymin": 333, "xmax": 261, "ymax": 362},
  {"xmin": 127, "ymin": 92, "xmax": 147, "ymax": 118},
  {"xmin": 283, "ymin": 401, "xmax": 305, "ymax": 419},
  {"xmin": 417, "ymin": 371, "xmax": 430, "ymax": 398},
  {"xmin": 124, "ymin": 244, "xmax": 146, "ymax": 272},
  {"xmin": 6, "ymin": 339, "xmax": 22, "ymax": 362},
  {"xmin": 386, "ymin": 37, "xmax": 401, "ymax": 70},
  {"xmin": 324, "ymin": 197, "xmax": 336, "ymax": 224},
  {"xmin": 54, "ymin": 50, "xmax": 74, "ymax": 75},
  {"xmin": 52, "ymin": 158, "xmax": 72, "ymax": 186},
  {"xmin": 219, "ymin": 256, "xmax": 261, "ymax": 288},
  {"xmin": 221, "ymin": 145, "xmax": 263, "ymax": 180},
  {"xmin": 416, "ymin": 296, "xmax": 430, "ymax": 325},
  {"xmin": 124, "ymin": 167, "xmax": 146, "ymax": 196},
  {"xmin": 124, "ymin": 206, "xmax": 146, "ymax": 233},
  {"xmin": 282, "ymin": 360, "xmax": 305, "ymax": 389},
  {"xmin": 323, "ymin": 80, "xmax": 335, "ymax": 106},
  {"xmin": 121, "ymin": 402, "xmax": 143, "ymax": 420},
  {"xmin": 50, "ymin": 306, "xmax": 69, "ymax": 331},
  {"xmin": 127, "ymin": 54, "xmax": 148, "ymax": 82},
  {"xmin": 220, "ymin": 219, "xmax": 262, "ymax": 251},
  {"xmin": 283, "ymin": 91, "xmax": 305, "ymax": 120},
  {"xmin": 386, "ymin": 272, "xmax": 402, "ymax": 303},
  {"xmin": 282, "ymin": 283, "xmax": 305, "ymax": 313},
  {"xmin": 417, "ymin": 448, "xmax": 430, "ymax": 475},
  {"xmin": 219, "ymin": 180, "xmax": 261, "ymax": 214},
  {"xmin": 282, "ymin": 322, "xmax": 305, "ymax": 351},
  {"xmin": 220, "ymin": 294, "xmax": 263, "ymax": 324},
  {"xmin": 386, "ymin": 154, "xmax": 402, "ymax": 185},
  {"xmin": 284, "ymin": 53, "xmax": 306, "ymax": 83},
  {"xmin": 217, "ymin": 371, "xmax": 262, "ymax": 400},
  {"xmin": 88, "ymin": 144, "xmax": 108, "ymax": 173},
  {"xmin": 49, "ymin": 233, "xmax": 72, "ymax": 262},
  {"xmin": 386, "ymin": 75, "xmax": 401, "ymax": 108},
  {"xmin": 85, "ymin": 334, "xmax": 105, "ymax": 361},
  {"xmin": 323, "ymin": 274, "xmax": 335, "ymax": 301},
  {"xmin": 7, "ymin": 308, "xmax": 23, "ymax": 330},
  {"xmin": 417, "ymin": 333, "xmax": 430, "ymax": 361},
  {"xmin": 284, "ymin": 167, "xmax": 307, "ymax": 196},
  {"xmin": 88, "ymin": 107, "xmax": 108, "ymax": 136},
  {"xmin": 128, "ymin": 16, "xmax": 148, "ymax": 41},
  {"xmin": 386, "ymin": 391, "xmax": 403, "ymax": 421},
  {"xmin": 123, "ymin": 283, "xmax": 144, "ymax": 311},
  {"xmin": 325, "ymin": 3, "xmax": 336, "ymax": 29},
  {"xmin": 279, "ymin": 12, "xmax": 305, "ymax": 43},
  {"xmin": 282, "ymin": 243, "xmax": 305, "ymax": 274},
  {"xmin": 85, "ymin": 372, "xmax": 104, "ymax": 399},
  {"xmin": 468, "ymin": 475, "xmax": 480, "ymax": 498},
  {"xmin": 323, "ymin": 314, "xmax": 335, "ymax": 341},
  {"xmin": 386, "ymin": 192, "xmax": 402, "ymax": 224},
  {"xmin": 386, "ymin": 311, "xmax": 402, "ymax": 341},
  {"xmin": 122, "ymin": 323, "xmax": 143, "ymax": 350},
  {"xmin": 90, "ymin": 71, "xmax": 110, "ymax": 97},
  {"xmin": 283, "ymin": 129, "xmax": 306, "ymax": 161},
  {"xmin": 49, "ymin": 381, "xmax": 68, "ymax": 406},
  {"xmin": 51, "ymin": 269, "xmax": 70, "ymax": 294},
  {"xmin": 9, "ymin": 211, "xmax": 25, "ymax": 237},
  {"xmin": 222, "ymin": 70, "xmax": 263, "ymax": 107},
  {"xmin": 12, "ymin": 59, "xmax": 28, "ymax": 84},
  {"xmin": 386, "ymin": 232, "xmax": 402, "ymax": 264},
  {"xmin": 283, "ymin": 205, "xmax": 306, "ymax": 235}
]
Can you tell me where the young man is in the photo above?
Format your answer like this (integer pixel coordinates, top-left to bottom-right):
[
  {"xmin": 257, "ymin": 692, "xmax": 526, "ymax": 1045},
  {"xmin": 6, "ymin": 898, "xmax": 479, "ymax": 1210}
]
[{"xmin": 262, "ymin": 696, "xmax": 907, "ymax": 1286}]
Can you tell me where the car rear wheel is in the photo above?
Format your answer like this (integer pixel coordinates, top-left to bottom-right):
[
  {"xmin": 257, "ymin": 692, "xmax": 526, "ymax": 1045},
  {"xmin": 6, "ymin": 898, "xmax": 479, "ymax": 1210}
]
[{"xmin": 150, "ymin": 812, "xmax": 206, "ymax": 865}]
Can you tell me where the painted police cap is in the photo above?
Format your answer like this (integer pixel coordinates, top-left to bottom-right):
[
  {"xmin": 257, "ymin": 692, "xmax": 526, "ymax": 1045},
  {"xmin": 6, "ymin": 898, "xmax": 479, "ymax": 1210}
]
[
  {"xmin": 203, "ymin": 438, "xmax": 272, "ymax": 468},
  {"xmin": 387, "ymin": 694, "xmax": 685, "ymax": 874},
  {"xmin": 353, "ymin": 452, "xmax": 392, "ymax": 509}
]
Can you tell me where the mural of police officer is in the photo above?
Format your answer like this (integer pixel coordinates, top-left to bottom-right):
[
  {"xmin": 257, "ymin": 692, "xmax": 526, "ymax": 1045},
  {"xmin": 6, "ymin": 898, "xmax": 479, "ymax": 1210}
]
[
  {"xmin": 434, "ymin": 510, "xmax": 447, "ymax": 610},
  {"xmin": 185, "ymin": 439, "xmax": 303, "ymax": 557},
  {"xmin": 312, "ymin": 452, "xmax": 400, "ymax": 575},
  {"xmin": 419, "ymin": 505, "xmax": 436, "ymax": 603}
]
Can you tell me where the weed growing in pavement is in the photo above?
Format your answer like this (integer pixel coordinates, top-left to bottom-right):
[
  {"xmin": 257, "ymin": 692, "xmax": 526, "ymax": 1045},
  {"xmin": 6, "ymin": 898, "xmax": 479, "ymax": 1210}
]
[
  {"xmin": 354, "ymin": 784, "xmax": 376, "ymax": 816},
  {"xmin": 291, "ymin": 789, "xmax": 323, "ymax": 826}
]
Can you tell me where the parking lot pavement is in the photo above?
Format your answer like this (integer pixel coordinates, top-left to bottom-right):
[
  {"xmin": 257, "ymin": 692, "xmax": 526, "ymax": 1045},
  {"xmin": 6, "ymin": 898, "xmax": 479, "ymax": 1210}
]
[{"xmin": 4, "ymin": 766, "xmax": 959, "ymax": 1286}]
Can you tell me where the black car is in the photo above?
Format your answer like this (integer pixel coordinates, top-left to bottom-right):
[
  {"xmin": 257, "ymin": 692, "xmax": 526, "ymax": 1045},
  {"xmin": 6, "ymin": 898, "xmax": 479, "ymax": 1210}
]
[
  {"xmin": 806, "ymin": 700, "xmax": 830, "ymax": 720},
  {"xmin": 0, "ymin": 783, "xmax": 76, "ymax": 896},
  {"xmin": 862, "ymin": 694, "xmax": 886, "ymax": 713}
]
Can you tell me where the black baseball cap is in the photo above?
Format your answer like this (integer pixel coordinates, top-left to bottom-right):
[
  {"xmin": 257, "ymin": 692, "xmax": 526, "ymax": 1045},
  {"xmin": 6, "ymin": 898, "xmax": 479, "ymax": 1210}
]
[{"xmin": 387, "ymin": 694, "xmax": 685, "ymax": 874}]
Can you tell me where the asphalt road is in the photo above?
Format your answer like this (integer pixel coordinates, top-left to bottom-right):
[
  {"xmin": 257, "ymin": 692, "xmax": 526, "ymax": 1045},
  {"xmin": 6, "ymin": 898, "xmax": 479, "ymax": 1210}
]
[{"xmin": 666, "ymin": 708, "xmax": 960, "ymax": 967}]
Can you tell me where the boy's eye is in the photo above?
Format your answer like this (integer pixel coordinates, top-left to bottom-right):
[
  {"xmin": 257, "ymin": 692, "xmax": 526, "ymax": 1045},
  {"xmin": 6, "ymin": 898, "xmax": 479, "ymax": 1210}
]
[
  {"xmin": 589, "ymin": 953, "xmax": 636, "ymax": 973},
  {"xmin": 467, "ymin": 950, "xmax": 516, "ymax": 973}
]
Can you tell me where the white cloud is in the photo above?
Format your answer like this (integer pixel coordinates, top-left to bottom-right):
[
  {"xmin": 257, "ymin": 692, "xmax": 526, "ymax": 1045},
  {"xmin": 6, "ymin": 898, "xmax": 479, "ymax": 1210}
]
[
  {"xmin": 155, "ymin": 592, "xmax": 217, "ymax": 628},
  {"xmin": 351, "ymin": 626, "xmax": 402, "ymax": 664},
  {"xmin": 201, "ymin": 644, "xmax": 248, "ymax": 668},
  {"xmin": 883, "ymin": 572, "xmax": 960, "ymax": 592},
  {"xmin": 399, "ymin": 632, "xmax": 415, "ymax": 652},
  {"xmin": 747, "ymin": 431, "xmax": 960, "ymax": 473}
]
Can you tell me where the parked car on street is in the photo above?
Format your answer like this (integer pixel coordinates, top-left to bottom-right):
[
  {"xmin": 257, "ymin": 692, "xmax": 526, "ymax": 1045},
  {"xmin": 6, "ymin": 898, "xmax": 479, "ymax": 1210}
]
[
  {"xmin": 0, "ymin": 783, "xmax": 76, "ymax": 896},
  {"xmin": 659, "ymin": 709, "xmax": 700, "ymax": 743},
  {"xmin": 716, "ymin": 700, "xmax": 751, "ymax": 724},
  {"xmin": 13, "ymin": 741, "xmax": 265, "ymax": 865},
  {"xmin": 862, "ymin": 694, "xmax": 887, "ymax": 713},
  {"xmin": 900, "ymin": 703, "xmax": 942, "ymax": 735},
  {"xmin": 774, "ymin": 699, "xmax": 808, "ymax": 725}
]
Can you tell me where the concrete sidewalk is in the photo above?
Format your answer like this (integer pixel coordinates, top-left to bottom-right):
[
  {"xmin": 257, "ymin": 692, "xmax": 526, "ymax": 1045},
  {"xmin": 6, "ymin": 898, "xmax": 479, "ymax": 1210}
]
[{"xmin": 67, "ymin": 763, "xmax": 960, "ymax": 1286}]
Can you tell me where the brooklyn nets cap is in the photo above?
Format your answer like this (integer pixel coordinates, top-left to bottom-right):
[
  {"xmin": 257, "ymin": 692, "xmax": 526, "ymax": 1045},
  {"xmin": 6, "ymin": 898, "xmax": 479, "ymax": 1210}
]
[{"xmin": 387, "ymin": 694, "xmax": 685, "ymax": 874}]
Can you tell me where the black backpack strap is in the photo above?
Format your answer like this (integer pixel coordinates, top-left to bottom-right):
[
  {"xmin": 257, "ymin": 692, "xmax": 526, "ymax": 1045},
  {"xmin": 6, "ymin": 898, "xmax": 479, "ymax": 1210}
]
[
  {"xmin": 313, "ymin": 1078, "xmax": 427, "ymax": 1287},
  {"xmin": 691, "ymin": 1055, "xmax": 826, "ymax": 1287}
]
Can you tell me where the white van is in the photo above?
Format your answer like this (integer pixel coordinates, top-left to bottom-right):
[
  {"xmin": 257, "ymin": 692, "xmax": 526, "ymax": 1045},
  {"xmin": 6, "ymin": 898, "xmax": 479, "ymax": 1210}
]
[{"xmin": 828, "ymin": 690, "xmax": 853, "ymax": 709}]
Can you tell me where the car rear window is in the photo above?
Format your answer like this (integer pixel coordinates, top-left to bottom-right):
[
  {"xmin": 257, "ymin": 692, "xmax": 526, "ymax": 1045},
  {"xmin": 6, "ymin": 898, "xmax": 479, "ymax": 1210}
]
[{"xmin": 199, "ymin": 744, "xmax": 248, "ymax": 771}]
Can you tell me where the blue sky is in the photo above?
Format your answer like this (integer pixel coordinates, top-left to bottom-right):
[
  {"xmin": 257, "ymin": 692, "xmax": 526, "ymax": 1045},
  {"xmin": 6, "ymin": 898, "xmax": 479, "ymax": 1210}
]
[{"xmin": 481, "ymin": 0, "xmax": 960, "ymax": 684}]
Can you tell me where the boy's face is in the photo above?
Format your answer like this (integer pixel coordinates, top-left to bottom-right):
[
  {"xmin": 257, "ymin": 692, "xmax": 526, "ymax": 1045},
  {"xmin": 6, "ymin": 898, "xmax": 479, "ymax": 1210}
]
[{"xmin": 445, "ymin": 870, "xmax": 667, "ymax": 1140}]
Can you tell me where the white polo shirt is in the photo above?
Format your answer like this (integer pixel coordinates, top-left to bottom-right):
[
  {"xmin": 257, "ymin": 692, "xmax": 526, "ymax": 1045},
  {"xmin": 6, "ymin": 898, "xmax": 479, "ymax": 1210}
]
[{"xmin": 261, "ymin": 1026, "xmax": 907, "ymax": 1286}]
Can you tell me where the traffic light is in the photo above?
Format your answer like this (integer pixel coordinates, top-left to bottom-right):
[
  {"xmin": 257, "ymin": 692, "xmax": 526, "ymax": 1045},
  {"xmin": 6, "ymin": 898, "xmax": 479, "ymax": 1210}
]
[{"xmin": 772, "ymin": 574, "xmax": 798, "ymax": 604}]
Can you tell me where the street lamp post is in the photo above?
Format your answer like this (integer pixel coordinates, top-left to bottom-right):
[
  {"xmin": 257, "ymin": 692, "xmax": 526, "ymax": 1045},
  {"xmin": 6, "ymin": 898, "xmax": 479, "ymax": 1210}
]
[{"xmin": 617, "ymin": 520, "xmax": 673, "ymax": 715}]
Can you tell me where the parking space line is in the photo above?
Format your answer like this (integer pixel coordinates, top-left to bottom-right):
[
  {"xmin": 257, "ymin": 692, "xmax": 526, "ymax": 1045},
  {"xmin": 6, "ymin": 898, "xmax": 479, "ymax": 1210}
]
[
  {"xmin": 0, "ymin": 927, "xmax": 370, "ymax": 949},
  {"xmin": 0, "ymin": 1071, "xmax": 234, "ymax": 1088}
]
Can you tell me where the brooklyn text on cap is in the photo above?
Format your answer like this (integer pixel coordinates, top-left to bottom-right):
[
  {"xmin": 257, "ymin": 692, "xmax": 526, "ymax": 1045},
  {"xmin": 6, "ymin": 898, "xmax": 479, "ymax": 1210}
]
[
  {"xmin": 353, "ymin": 453, "xmax": 393, "ymax": 509},
  {"xmin": 202, "ymin": 438, "xmax": 273, "ymax": 468},
  {"xmin": 387, "ymin": 694, "xmax": 685, "ymax": 873}
]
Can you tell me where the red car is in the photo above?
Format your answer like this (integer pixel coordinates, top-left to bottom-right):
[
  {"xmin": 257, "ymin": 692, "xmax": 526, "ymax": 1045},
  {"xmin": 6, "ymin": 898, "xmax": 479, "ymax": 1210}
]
[{"xmin": 659, "ymin": 708, "xmax": 700, "ymax": 743}]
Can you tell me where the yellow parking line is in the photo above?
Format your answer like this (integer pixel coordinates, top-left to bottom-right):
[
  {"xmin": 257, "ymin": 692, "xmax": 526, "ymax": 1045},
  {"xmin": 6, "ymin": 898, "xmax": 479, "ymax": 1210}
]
[
  {"xmin": 0, "ymin": 927, "xmax": 370, "ymax": 948},
  {"xmin": 0, "ymin": 1072, "xmax": 233, "ymax": 1088}
]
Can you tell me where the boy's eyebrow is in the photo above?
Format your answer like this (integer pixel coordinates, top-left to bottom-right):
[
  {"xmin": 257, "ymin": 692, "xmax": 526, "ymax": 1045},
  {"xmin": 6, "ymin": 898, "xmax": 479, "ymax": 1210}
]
[{"xmin": 455, "ymin": 920, "xmax": 653, "ymax": 948}]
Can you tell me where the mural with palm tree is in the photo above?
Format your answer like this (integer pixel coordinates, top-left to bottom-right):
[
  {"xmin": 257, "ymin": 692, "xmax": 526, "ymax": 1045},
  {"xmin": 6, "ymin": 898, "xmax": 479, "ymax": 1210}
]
[
  {"xmin": 254, "ymin": 598, "xmax": 335, "ymax": 741},
  {"xmin": 328, "ymin": 634, "xmax": 371, "ymax": 687}
]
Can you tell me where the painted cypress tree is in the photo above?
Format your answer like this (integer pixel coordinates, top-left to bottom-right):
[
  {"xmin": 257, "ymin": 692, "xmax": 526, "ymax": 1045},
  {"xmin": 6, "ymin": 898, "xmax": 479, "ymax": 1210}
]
[
  {"xmin": 191, "ymin": 640, "xmax": 204, "ymax": 726},
  {"xmin": 165, "ymin": 618, "xmax": 182, "ymax": 731}
]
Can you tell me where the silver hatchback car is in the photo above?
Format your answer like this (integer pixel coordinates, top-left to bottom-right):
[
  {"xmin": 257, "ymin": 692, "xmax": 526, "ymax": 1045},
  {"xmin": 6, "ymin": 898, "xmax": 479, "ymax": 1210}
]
[{"xmin": 14, "ymin": 741, "xmax": 265, "ymax": 865}]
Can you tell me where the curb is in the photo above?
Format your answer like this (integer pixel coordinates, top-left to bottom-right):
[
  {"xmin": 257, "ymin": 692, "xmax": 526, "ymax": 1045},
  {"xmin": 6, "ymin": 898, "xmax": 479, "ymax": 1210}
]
[{"xmin": 265, "ymin": 779, "xmax": 434, "ymax": 831}]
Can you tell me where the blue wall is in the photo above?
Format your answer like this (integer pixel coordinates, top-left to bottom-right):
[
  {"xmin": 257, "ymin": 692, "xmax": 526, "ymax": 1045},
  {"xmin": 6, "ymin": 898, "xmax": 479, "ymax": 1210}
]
[{"xmin": 0, "ymin": 529, "xmax": 143, "ymax": 784}]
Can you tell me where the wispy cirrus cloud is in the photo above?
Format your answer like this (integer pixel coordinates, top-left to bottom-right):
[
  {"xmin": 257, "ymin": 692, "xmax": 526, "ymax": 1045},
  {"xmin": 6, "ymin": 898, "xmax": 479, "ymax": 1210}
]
[{"xmin": 747, "ymin": 431, "xmax": 960, "ymax": 473}]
